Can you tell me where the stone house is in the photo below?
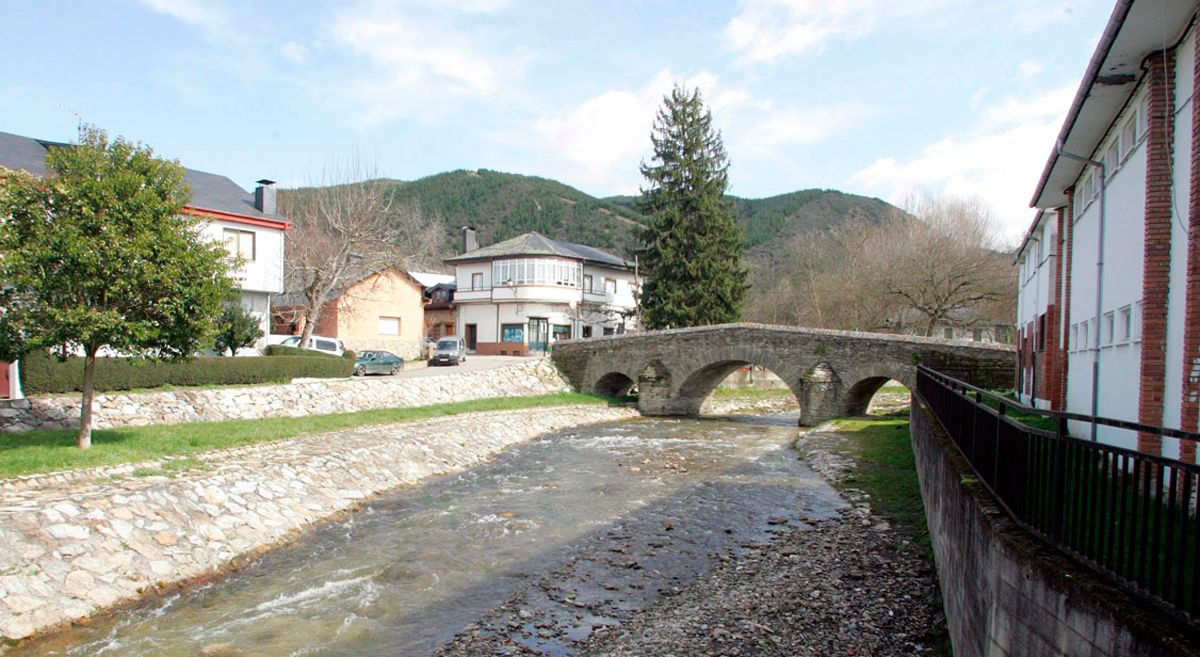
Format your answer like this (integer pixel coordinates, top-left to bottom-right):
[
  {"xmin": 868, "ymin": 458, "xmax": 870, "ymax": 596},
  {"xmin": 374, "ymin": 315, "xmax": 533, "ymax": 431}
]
[{"xmin": 272, "ymin": 267, "xmax": 427, "ymax": 359}]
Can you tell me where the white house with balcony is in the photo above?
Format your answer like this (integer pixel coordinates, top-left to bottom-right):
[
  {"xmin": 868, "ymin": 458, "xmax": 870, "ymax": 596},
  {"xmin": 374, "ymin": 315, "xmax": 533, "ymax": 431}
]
[
  {"xmin": 0, "ymin": 131, "xmax": 289, "ymax": 395},
  {"xmin": 446, "ymin": 229, "xmax": 639, "ymax": 355}
]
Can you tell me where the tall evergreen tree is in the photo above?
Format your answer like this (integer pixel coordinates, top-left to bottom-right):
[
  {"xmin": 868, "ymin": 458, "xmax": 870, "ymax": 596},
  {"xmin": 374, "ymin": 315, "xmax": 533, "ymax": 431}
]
[{"xmin": 636, "ymin": 86, "xmax": 747, "ymax": 329}]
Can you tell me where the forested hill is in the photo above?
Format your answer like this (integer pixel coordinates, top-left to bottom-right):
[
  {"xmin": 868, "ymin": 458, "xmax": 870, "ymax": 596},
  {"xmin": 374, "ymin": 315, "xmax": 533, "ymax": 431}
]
[
  {"xmin": 374, "ymin": 169, "xmax": 899, "ymax": 263},
  {"xmin": 604, "ymin": 189, "xmax": 898, "ymax": 264},
  {"xmin": 383, "ymin": 170, "xmax": 644, "ymax": 257}
]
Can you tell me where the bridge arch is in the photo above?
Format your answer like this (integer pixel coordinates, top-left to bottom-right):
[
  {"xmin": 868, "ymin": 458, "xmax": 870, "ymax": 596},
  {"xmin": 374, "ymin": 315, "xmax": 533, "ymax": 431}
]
[{"xmin": 593, "ymin": 371, "xmax": 637, "ymax": 397}]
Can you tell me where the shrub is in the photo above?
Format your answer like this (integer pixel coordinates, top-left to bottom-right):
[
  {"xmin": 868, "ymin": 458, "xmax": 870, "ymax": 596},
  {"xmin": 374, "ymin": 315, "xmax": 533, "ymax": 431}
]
[
  {"xmin": 264, "ymin": 344, "xmax": 340, "ymax": 358},
  {"xmin": 20, "ymin": 352, "xmax": 353, "ymax": 395}
]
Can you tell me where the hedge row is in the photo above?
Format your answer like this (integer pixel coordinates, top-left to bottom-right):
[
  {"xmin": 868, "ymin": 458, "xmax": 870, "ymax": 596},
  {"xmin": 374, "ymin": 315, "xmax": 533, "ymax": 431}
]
[
  {"xmin": 20, "ymin": 352, "xmax": 354, "ymax": 395},
  {"xmin": 263, "ymin": 344, "xmax": 357, "ymax": 360}
]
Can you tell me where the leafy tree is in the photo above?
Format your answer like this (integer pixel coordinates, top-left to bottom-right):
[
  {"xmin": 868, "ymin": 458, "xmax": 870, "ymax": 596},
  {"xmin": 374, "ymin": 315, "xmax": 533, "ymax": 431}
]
[
  {"xmin": 0, "ymin": 126, "xmax": 235, "ymax": 448},
  {"xmin": 636, "ymin": 85, "xmax": 748, "ymax": 329},
  {"xmin": 214, "ymin": 300, "xmax": 264, "ymax": 356}
]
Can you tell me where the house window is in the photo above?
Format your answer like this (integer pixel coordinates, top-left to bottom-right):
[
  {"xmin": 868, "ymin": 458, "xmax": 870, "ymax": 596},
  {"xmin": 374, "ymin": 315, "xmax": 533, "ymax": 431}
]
[
  {"xmin": 1102, "ymin": 311, "xmax": 1115, "ymax": 346},
  {"xmin": 1117, "ymin": 305, "xmax": 1131, "ymax": 343},
  {"xmin": 223, "ymin": 228, "xmax": 255, "ymax": 261},
  {"xmin": 378, "ymin": 316, "xmax": 400, "ymax": 335},
  {"xmin": 1070, "ymin": 324, "xmax": 1078, "ymax": 351},
  {"xmin": 582, "ymin": 326, "xmax": 593, "ymax": 338},
  {"xmin": 944, "ymin": 327, "xmax": 954, "ymax": 339},
  {"xmin": 471, "ymin": 272, "xmax": 483, "ymax": 289},
  {"xmin": 1121, "ymin": 111, "xmax": 1139, "ymax": 160},
  {"xmin": 603, "ymin": 327, "xmax": 615, "ymax": 336},
  {"xmin": 1104, "ymin": 139, "xmax": 1119, "ymax": 178},
  {"xmin": 1080, "ymin": 321, "xmax": 1089, "ymax": 349},
  {"xmin": 584, "ymin": 274, "xmax": 593, "ymax": 292},
  {"xmin": 605, "ymin": 278, "xmax": 617, "ymax": 295},
  {"xmin": 501, "ymin": 324, "xmax": 524, "ymax": 343},
  {"xmin": 1133, "ymin": 301, "xmax": 1144, "ymax": 341},
  {"xmin": 552, "ymin": 324, "xmax": 571, "ymax": 341}
]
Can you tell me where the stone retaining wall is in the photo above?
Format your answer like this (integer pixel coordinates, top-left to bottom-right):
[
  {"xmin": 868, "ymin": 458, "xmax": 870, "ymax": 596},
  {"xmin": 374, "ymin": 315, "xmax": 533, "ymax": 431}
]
[
  {"xmin": 0, "ymin": 404, "xmax": 639, "ymax": 642},
  {"xmin": 0, "ymin": 359, "xmax": 569, "ymax": 433},
  {"xmin": 910, "ymin": 396, "xmax": 1199, "ymax": 657}
]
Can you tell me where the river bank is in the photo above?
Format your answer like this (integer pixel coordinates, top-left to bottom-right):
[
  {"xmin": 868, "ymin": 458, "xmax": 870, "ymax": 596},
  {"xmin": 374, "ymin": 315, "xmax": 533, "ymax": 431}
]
[{"xmin": 0, "ymin": 404, "xmax": 638, "ymax": 643}]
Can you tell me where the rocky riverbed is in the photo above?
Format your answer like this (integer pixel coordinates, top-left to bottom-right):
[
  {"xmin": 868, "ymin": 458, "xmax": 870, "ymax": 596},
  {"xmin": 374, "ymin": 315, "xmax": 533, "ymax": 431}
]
[{"xmin": 436, "ymin": 394, "xmax": 945, "ymax": 657}]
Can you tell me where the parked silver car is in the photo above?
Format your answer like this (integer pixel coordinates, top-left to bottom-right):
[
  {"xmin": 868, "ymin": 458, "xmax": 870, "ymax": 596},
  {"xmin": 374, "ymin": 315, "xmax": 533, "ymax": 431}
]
[{"xmin": 430, "ymin": 336, "xmax": 467, "ymax": 366}]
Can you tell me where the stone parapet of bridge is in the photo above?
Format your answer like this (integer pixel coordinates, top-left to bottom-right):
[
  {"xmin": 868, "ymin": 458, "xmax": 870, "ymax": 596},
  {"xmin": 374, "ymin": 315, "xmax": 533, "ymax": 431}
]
[{"xmin": 551, "ymin": 323, "xmax": 1015, "ymax": 425}]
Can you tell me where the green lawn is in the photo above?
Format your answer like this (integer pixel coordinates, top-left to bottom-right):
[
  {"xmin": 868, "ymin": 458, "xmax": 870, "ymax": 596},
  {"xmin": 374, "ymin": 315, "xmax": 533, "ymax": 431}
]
[
  {"xmin": 0, "ymin": 392, "xmax": 614, "ymax": 479},
  {"xmin": 830, "ymin": 410, "xmax": 930, "ymax": 546},
  {"xmin": 709, "ymin": 386, "xmax": 794, "ymax": 399}
]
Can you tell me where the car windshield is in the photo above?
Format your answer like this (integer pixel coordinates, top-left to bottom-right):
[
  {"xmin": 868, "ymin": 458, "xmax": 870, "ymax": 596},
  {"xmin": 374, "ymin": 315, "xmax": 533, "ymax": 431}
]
[
  {"xmin": 281, "ymin": 337, "xmax": 299, "ymax": 346},
  {"xmin": 437, "ymin": 339, "xmax": 458, "ymax": 350}
]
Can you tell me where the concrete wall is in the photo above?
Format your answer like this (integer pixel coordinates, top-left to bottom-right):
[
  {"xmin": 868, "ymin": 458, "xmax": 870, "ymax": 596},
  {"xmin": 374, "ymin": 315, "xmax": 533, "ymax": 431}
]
[
  {"xmin": 0, "ymin": 359, "xmax": 569, "ymax": 433},
  {"xmin": 910, "ymin": 396, "xmax": 1199, "ymax": 657}
]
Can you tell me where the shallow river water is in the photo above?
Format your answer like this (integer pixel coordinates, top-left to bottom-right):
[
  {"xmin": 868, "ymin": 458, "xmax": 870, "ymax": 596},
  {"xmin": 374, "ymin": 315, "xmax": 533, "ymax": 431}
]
[{"xmin": 14, "ymin": 414, "xmax": 845, "ymax": 657}]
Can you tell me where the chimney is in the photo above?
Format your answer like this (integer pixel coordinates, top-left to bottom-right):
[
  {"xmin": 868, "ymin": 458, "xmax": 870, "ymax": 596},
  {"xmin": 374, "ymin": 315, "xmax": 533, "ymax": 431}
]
[
  {"xmin": 462, "ymin": 226, "xmax": 478, "ymax": 253},
  {"xmin": 255, "ymin": 179, "xmax": 277, "ymax": 215}
]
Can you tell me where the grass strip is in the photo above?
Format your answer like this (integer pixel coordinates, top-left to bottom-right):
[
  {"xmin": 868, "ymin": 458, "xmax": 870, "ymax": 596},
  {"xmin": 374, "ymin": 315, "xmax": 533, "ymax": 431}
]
[
  {"xmin": 709, "ymin": 387, "xmax": 794, "ymax": 399},
  {"xmin": 0, "ymin": 392, "xmax": 615, "ymax": 479},
  {"xmin": 827, "ymin": 410, "xmax": 950, "ymax": 656},
  {"xmin": 830, "ymin": 410, "xmax": 930, "ymax": 549}
]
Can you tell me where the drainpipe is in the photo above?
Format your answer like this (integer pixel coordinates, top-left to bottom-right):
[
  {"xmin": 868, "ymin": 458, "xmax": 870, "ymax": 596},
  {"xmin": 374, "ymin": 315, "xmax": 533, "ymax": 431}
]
[{"xmin": 1056, "ymin": 141, "xmax": 1106, "ymax": 441}]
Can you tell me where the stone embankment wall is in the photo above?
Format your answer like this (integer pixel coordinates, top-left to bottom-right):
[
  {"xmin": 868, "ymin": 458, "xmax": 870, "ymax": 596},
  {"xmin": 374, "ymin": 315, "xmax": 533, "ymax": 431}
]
[
  {"xmin": 0, "ymin": 359, "xmax": 569, "ymax": 433},
  {"xmin": 0, "ymin": 404, "xmax": 638, "ymax": 642},
  {"xmin": 910, "ymin": 397, "xmax": 1199, "ymax": 657}
]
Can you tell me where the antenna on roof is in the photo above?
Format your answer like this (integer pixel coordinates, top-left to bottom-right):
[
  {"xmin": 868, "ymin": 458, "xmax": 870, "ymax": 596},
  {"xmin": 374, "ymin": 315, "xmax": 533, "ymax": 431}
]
[{"xmin": 51, "ymin": 101, "xmax": 84, "ymax": 134}]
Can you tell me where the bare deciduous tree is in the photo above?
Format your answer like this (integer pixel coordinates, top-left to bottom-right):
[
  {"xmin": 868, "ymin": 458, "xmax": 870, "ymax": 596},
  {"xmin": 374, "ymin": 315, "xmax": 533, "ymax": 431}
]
[
  {"xmin": 280, "ymin": 160, "xmax": 444, "ymax": 349},
  {"xmin": 747, "ymin": 193, "xmax": 1015, "ymax": 338}
]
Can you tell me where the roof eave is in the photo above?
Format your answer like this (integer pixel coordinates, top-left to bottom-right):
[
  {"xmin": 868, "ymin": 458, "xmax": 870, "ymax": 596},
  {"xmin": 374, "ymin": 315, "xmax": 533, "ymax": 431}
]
[{"xmin": 1029, "ymin": 0, "xmax": 1135, "ymax": 211}]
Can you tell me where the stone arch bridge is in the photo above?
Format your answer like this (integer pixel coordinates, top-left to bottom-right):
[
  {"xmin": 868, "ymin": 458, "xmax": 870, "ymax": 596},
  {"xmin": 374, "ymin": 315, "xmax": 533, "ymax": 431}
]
[{"xmin": 551, "ymin": 323, "xmax": 1014, "ymax": 426}]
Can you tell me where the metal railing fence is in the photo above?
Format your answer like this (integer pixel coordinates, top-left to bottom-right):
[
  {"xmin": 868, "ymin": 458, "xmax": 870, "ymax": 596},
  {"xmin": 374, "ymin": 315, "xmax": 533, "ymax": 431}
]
[{"xmin": 916, "ymin": 365, "xmax": 1200, "ymax": 624}]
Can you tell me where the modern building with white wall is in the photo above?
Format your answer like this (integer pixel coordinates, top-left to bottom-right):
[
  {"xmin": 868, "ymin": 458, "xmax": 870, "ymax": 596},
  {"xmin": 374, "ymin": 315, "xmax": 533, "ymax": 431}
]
[
  {"xmin": 446, "ymin": 229, "xmax": 639, "ymax": 355},
  {"xmin": 1016, "ymin": 0, "xmax": 1198, "ymax": 463}
]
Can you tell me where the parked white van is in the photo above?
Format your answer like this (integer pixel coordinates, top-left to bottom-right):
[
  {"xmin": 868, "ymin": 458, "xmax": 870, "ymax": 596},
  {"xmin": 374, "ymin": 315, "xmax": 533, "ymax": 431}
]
[{"xmin": 278, "ymin": 335, "xmax": 346, "ymax": 357}]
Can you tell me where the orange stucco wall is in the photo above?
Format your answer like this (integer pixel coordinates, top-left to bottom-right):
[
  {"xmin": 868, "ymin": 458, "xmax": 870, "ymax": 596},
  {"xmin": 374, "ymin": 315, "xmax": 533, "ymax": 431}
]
[{"xmin": 332, "ymin": 269, "xmax": 426, "ymax": 358}]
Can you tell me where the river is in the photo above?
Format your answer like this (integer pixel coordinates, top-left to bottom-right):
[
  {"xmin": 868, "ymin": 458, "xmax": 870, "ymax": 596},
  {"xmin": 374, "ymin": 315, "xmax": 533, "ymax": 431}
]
[{"xmin": 13, "ymin": 413, "xmax": 845, "ymax": 657}]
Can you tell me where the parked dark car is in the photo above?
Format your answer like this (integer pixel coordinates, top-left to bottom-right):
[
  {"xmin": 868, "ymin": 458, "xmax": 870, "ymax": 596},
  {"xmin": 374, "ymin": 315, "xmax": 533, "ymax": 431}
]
[
  {"xmin": 354, "ymin": 350, "xmax": 405, "ymax": 376},
  {"xmin": 430, "ymin": 336, "xmax": 467, "ymax": 366}
]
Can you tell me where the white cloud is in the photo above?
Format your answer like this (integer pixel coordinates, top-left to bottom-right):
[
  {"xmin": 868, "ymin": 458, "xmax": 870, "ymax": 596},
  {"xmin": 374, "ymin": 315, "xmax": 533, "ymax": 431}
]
[
  {"xmin": 280, "ymin": 42, "xmax": 309, "ymax": 65},
  {"xmin": 1017, "ymin": 59, "xmax": 1045, "ymax": 81},
  {"xmin": 524, "ymin": 70, "xmax": 680, "ymax": 191},
  {"xmin": 137, "ymin": 0, "xmax": 224, "ymax": 28},
  {"xmin": 851, "ymin": 83, "xmax": 1076, "ymax": 243},
  {"xmin": 1013, "ymin": 2, "xmax": 1075, "ymax": 34},
  {"xmin": 329, "ymin": 3, "xmax": 529, "ymax": 124},
  {"xmin": 724, "ymin": 0, "xmax": 876, "ymax": 64},
  {"xmin": 724, "ymin": 0, "xmax": 954, "ymax": 65},
  {"xmin": 734, "ymin": 101, "xmax": 874, "ymax": 155}
]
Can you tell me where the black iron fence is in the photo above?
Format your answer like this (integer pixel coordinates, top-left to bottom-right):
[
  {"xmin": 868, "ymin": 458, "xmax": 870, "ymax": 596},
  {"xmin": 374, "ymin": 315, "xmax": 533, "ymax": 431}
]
[{"xmin": 916, "ymin": 365, "xmax": 1200, "ymax": 625}]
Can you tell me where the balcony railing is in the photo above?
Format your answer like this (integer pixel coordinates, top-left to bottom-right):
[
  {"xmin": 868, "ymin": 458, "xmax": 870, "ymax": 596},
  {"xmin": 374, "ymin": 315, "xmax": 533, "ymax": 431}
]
[{"xmin": 916, "ymin": 365, "xmax": 1200, "ymax": 625}]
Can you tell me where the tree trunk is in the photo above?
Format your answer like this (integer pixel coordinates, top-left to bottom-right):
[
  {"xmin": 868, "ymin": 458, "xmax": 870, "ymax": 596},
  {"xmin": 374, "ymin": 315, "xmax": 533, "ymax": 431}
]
[{"xmin": 77, "ymin": 347, "xmax": 98, "ymax": 449}]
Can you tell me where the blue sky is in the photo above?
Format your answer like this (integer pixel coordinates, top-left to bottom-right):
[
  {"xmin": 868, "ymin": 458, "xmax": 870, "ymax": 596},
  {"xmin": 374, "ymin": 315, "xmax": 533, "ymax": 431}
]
[{"xmin": 0, "ymin": 0, "xmax": 1112, "ymax": 242}]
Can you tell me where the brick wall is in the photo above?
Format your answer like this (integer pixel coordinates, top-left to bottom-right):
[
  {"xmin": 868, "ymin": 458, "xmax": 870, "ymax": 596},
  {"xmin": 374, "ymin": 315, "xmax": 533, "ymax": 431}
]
[
  {"xmin": 1180, "ymin": 35, "xmax": 1200, "ymax": 465},
  {"xmin": 1138, "ymin": 51, "xmax": 1176, "ymax": 455}
]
